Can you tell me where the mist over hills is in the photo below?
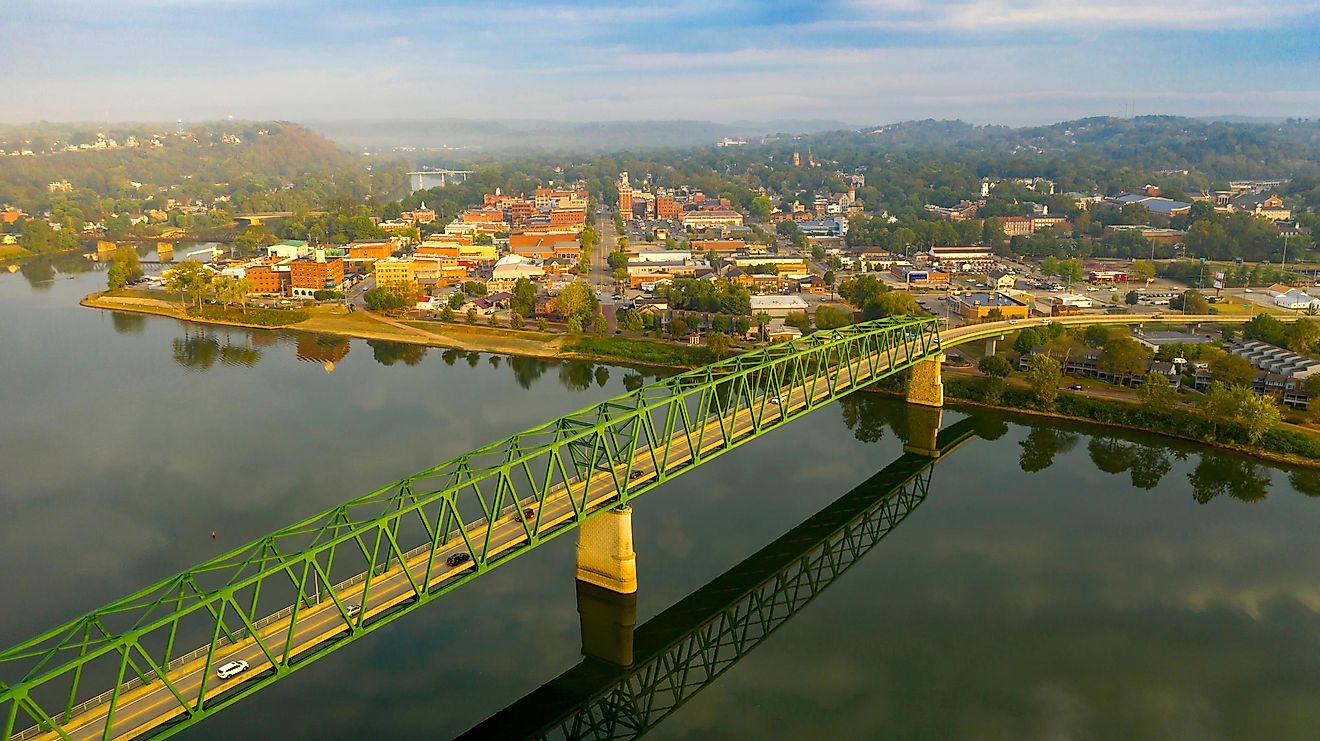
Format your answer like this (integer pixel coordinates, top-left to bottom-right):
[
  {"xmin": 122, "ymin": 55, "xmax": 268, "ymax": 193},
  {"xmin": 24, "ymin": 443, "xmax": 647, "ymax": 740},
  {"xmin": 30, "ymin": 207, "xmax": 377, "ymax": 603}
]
[{"xmin": 304, "ymin": 118, "xmax": 852, "ymax": 153}]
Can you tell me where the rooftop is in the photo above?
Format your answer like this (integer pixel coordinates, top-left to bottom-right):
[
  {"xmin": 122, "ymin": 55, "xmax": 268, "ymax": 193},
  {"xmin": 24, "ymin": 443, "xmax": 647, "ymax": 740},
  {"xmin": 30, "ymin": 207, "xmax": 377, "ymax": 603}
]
[{"xmin": 953, "ymin": 291, "xmax": 1026, "ymax": 308}]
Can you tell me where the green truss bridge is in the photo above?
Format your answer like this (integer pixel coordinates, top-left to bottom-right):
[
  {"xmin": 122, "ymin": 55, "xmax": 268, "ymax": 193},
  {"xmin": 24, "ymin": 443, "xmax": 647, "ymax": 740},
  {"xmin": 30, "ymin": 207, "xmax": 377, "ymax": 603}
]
[{"xmin": 0, "ymin": 311, "xmax": 1240, "ymax": 740}]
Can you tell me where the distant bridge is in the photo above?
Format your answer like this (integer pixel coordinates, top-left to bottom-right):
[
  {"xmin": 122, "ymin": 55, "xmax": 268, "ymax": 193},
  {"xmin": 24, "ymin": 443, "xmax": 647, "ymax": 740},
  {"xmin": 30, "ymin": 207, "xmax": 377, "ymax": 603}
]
[
  {"xmin": 233, "ymin": 212, "xmax": 325, "ymax": 228},
  {"xmin": 408, "ymin": 169, "xmax": 473, "ymax": 191}
]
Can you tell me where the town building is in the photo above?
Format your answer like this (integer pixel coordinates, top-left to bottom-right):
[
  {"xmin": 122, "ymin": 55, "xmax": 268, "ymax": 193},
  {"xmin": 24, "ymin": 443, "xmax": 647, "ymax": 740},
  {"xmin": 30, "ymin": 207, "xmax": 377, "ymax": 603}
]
[
  {"xmin": 289, "ymin": 251, "xmax": 345, "ymax": 298},
  {"xmin": 952, "ymin": 291, "xmax": 1030, "ymax": 320},
  {"xmin": 373, "ymin": 257, "xmax": 415, "ymax": 289},
  {"xmin": 987, "ymin": 269, "xmax": 1016, "ymax": 292},
  {"xmin": 890, "ymin": 264, "xmax": 950, "ymax": 287}
]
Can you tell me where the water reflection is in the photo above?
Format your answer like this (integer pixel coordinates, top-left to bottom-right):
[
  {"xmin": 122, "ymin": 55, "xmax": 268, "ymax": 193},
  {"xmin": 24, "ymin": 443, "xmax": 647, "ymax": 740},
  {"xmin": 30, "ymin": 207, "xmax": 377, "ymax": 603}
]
[
  {"xmin": 365, "ymin": 339, "xmax": 427, "ymax": 366},
  {"xmin": 110, "ymin": 312, "xmax": 146, "ymax": 334},
  {"xmin": 1018, "ymin": 427, "xmax": 1079, "ymax": 472},
  {"xmin": 170, "ymin": 330, "xmax": 264, "ymax": 370},
  {"xmin": 466, "ymin": 419, "xmax": 980, "ymax": 740},
  {"xmin": 1188, "ymin": 454, "xmax": 1271, "ymax": 503}
]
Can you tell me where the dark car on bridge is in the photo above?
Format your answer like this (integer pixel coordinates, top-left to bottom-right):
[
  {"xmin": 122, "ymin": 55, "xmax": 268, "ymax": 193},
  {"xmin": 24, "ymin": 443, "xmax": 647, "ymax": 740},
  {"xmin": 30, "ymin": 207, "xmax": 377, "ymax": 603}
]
[{"xmin": 445, "ymin": 552, "xmax": 471, "ymax": 568}]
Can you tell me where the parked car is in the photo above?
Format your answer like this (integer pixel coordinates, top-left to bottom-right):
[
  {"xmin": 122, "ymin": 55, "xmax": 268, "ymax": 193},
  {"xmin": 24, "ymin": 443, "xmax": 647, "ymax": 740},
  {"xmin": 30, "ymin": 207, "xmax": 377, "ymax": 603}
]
[
  {"xmin": 445, "ymin": 552, "xmax": 472, "ymax": 568},
  {"xmin": 216, "ymin": 660, "xmax": 250, "ymax": 680},
  {"xmin": 1069, "ymin": 384, "xmax": 1084, "ymax": 390}
]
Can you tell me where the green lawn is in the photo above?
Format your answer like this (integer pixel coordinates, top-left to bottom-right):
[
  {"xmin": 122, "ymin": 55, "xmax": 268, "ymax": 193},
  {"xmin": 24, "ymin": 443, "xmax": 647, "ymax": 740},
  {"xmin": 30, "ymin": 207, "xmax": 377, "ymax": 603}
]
[{"xmin": 563, "ymin": 337, "xmax": 714, "ymax": 366}]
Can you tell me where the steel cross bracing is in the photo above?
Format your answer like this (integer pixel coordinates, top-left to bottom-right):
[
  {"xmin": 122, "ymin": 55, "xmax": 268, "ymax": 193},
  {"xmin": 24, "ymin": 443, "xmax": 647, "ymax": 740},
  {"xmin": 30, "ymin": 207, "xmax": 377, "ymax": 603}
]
[
  {"xmin": 0, "ymin": 315, "xmax": 939, "ymax": 741},
  {"xmin": 464, "ymin": 418, "xmax": 977, "ymax": 740}
]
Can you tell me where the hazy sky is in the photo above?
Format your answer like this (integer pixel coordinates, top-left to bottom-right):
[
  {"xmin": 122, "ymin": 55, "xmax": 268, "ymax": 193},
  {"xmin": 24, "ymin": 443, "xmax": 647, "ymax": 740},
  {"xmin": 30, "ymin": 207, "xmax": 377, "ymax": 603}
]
[{"xmin": 6, "ymin": 0, "xmax": 1320, "ymax": 126}]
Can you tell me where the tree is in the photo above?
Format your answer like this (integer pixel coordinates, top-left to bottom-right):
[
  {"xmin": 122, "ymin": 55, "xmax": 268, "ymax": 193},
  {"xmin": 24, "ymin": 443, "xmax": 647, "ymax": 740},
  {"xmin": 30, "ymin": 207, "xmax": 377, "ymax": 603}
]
[
  {"xmin": 749, "ymin": 195, "xmax": 772, "ymax": 220},
  {"xmin": 213, "ymin": 275, "xmax": 252, "ymax": 314},
  {"xmin": 613, "ymin": 267, "xmax": 629, "ymax": 286},
  {"xmin": 978, "ymin": 354, "xmax": 1014, "ymax": 378},
  {"xmin": 108, "ymin": 245, "xmax": 142, "ymax": 290},
  {"xmin": 556, "ymin": 282, "xmax": 598, "ymax": 329},
  {"xmin": 106, "ymin": 260, "xmax": 130, "ymax": 290},
  {"xmin": 1180, "ymin": 289, "xmax": 1210, "ymax": 315},
  {"xmin": 1083, "ymin": 325, "xmax": 1112, "ymax": 348},
  {"xmin": 462, "ymin": 280, "xmax": 488, "ymax": 296},
  {"xmin": 754, "ymin": 312, "xmax": 771, "ymax": 341},
  {"xmin": 1199, "ymin": 383, "xmax": 1240, "ymax": 436},
  {"xmin": 440, "ymin": 305, "xmax": 455, "ymax": 322},
  {"xmin": 537, "ymin": 317, "xmax": 548, "ymax": 331},
  {"xmin": 1128, "ymin": 260, "xmax": 1155, "ymax": 283},
  {"xmin": 1137, "ymin": 372, "xmax": 1177, "ymax": 411},
  {"xmin": 1013, "ymin": 327, "xmax": 1043, "ymax": 354},
  {"xmin": 1285, "ymin": 318, "xmax": 1320, "ymax": 354},
  {"xmin": 509, "ymin": 311, "xmax": 524, "ymax": 329},
  {"xmin": 1057, "ymin": 258, "xmax": 1084, "ymax": 287},
  {"xmin": 1040, "ymin": 255, "xmax": 1059, "ymax": 276},
  {"xmin": 511, "ymin": 277, "xmax": 537, "ymax": 318},
  {"xmin": 591, "ymin": 310, "xmax": 608, "ymax": 335},
  {"xmin": 488, "ymin": 313, "xmax": 500, "ymax": 327},
  {"xmin": 670, "ymin": 317, "xmax": 689, "ymax": 337},
  {"xmin": 1100, "ymin": 337, "xmax": 1152, "ymax": 385},
  {"xmin": 1209, "ymin": 352, "xmax": 1255, "ymax": 387},
  {"xmin": 1238, "ymin": 392, "xmax": 1281, "ymax": 445},
  {"xmin": 814, "ymin": 305, "xmax": 852, "ymax": 330},
  {"xmin": 607, "ymin": 251, "xmax": 629, "ymax": 270},
  {"xmin": 621, "ymin": 309, "xmax": 644, "ymax": 332},
  {"xmin": 1125, "ymin": 290, "xmax": 1140, "ymax": 305},
  {"xmin": 1025, "ymin": 354, "xmax": 1062, "ymax": 407},
  {"xmin": 707, "ymin": 331, "xmax": 732, "ymax": 358},
  {"xmin": 447, "ymin": 292, "xmax": 464, "ymax": 310},
  {"xmin": 365, "ymin": 286, "xmax": 411, "ymax": 314},
  {"xmin": 163, "ymin": 260, "xmax": 211, "ymax": 309},
  {"xmin": 865, "ymin": 292, "xmax": 919, "ymax": 320},
  {"xmin": 466, "ymin": 307, "xmax": 478, "ymax": 324},
  {"xmin": 785, "ymin": 311, "xmax": 812, "ymax": 333}
]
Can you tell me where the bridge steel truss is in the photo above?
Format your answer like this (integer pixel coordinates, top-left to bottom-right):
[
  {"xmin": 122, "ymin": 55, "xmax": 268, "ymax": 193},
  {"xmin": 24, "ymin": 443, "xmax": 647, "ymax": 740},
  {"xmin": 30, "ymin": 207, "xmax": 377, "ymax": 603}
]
[
  {"xmin": 0, "ymin": 315, "xmax": 940, "ymax": 741},
  {"xmin": 466, "ymin": 418, "xmax": 977, "ymax": 740}
]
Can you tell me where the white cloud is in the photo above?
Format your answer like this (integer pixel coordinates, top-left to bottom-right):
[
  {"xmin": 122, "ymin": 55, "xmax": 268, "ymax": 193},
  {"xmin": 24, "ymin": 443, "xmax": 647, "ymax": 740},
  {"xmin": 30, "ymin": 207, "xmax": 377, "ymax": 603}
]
[{"xmin": 846, "ymin": 0, "xmax": 1320, "ymax": 31}]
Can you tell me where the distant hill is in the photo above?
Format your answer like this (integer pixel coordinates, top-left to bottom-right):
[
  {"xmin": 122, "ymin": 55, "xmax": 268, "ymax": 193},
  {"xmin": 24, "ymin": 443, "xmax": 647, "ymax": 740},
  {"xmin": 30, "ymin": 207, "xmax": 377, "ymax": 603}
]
[{"xmin": 305, "ymin": 118, "xmax": 852, "ymax": 153}]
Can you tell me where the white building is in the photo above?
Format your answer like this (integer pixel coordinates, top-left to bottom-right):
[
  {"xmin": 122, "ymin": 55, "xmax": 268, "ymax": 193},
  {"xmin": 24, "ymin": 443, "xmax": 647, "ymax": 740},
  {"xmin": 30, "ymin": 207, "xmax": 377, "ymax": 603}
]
[
  {"xmin": 750, "ymin": 294, "xmax": 809, "ymax": 318},
  {"xmin": 1056, "ymin": 293, "xmax": 1094, "ymax": 309},
  {"xmin": 1274, "ymin": 289, "xmax": 1320, "ymax": 310}
]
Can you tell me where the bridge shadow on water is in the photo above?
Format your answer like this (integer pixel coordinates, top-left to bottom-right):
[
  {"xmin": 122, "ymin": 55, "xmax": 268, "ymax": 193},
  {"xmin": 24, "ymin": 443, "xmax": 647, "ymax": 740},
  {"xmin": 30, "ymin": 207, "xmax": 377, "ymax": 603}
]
[{"xmin": 461, "ymin": 415, "xmax": 982, "ymax": 741}]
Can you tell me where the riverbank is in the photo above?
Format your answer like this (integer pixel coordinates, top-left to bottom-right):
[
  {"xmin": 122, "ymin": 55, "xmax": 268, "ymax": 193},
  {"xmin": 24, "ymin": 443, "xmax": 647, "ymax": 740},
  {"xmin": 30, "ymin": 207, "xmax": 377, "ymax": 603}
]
[
  {"xmin": 82, "ymin": 291, "xmax": 707, "ymax": 364},
  {"xmin": 937, "ymin": 374, "xmax": 1320, "ymax": 469}
]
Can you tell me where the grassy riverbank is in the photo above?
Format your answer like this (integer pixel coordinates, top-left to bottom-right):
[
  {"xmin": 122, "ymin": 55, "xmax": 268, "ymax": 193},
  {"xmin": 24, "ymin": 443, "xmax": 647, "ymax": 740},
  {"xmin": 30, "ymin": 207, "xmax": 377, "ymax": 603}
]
[
  {"xmin": 942, "ymin": 375, "xmax": 1320, "ymax": 466},
  {"xmin": 561, "ymin": 337, "xmax": 716, "ymax": 367}
]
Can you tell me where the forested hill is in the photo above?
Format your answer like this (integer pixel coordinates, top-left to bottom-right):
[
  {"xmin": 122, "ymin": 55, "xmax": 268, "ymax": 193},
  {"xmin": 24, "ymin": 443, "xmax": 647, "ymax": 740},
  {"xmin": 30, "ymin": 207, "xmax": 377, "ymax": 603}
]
[
  {"xmin": 815, "ymin": 116, "xmax": 1320, "ymax": 180},
  {"xmin": 0, "ymin": 122, "xmax": 371, "ymax": 209}
]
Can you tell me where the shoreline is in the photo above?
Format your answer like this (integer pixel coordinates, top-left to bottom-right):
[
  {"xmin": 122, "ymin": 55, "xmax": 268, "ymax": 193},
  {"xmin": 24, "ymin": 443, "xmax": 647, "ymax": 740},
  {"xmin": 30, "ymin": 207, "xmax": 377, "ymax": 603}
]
[{"xmin": 82, "ymin": 291, "xmax": 1320, "ymax": 467}]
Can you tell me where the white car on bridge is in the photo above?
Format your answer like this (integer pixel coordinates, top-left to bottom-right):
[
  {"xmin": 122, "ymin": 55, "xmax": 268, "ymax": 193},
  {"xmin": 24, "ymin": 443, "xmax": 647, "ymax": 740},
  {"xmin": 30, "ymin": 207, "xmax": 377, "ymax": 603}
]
[{"xmin": 216, "ymin": 660, "xmax": 250, "ymax": 680}]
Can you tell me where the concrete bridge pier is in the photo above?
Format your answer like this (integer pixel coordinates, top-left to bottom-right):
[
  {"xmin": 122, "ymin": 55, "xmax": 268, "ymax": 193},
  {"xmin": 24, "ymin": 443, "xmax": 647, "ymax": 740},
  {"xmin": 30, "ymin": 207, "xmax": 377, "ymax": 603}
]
[
  {"xmin": 985, "ymin": 335, "xmax": 1005, "ymax": 356},
  {"xmin": 575, "ymin": 506, "xmax": 638, "ymax": 594},
  {"xmin": 903, "ymin": 404, "xmax": 945, "ymax": 458},
  {"xmin": 905, "ymin": 354, "xmax": 945, "ymax": 409},
  {"xmin": 576, "ymin": 581, "xmax": 637, "ymax": 666}
]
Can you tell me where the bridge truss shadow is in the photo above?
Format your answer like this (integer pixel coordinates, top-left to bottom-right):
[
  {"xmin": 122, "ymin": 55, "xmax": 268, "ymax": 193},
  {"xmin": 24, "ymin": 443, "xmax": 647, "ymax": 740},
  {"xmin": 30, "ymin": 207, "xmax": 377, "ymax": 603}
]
[{"xmin": 461, "ymin": 415, "xmax": 979, "ymax": 740}]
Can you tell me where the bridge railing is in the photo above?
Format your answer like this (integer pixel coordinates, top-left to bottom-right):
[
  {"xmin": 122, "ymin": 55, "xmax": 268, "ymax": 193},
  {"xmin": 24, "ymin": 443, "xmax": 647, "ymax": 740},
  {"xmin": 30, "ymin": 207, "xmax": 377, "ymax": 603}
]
[{"xmin": 1, "ymin": 315, "xmax": 940, "ymax": 741}]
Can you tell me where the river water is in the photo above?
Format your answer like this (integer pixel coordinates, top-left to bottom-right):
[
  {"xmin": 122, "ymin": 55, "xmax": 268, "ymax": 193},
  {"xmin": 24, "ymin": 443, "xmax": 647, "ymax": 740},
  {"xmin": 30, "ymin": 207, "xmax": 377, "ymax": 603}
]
[{"xmin": 2, "ymin": 254, "xmax": 1320, "ymax": 740}]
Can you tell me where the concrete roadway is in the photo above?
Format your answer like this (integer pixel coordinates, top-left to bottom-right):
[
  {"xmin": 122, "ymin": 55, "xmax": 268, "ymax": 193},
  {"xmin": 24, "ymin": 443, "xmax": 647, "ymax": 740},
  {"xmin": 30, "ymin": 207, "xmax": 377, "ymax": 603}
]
[{"xmin": 28, "ymin": 338, "xmax": 910, "ymax": 741}]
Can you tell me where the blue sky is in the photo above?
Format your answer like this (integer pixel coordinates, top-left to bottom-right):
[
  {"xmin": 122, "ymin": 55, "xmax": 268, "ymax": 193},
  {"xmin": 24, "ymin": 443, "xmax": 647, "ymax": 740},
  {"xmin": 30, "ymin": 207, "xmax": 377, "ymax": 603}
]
[{"xmin": 6, "ymin": 0, "xmax": 1320, "ymax": 125}]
